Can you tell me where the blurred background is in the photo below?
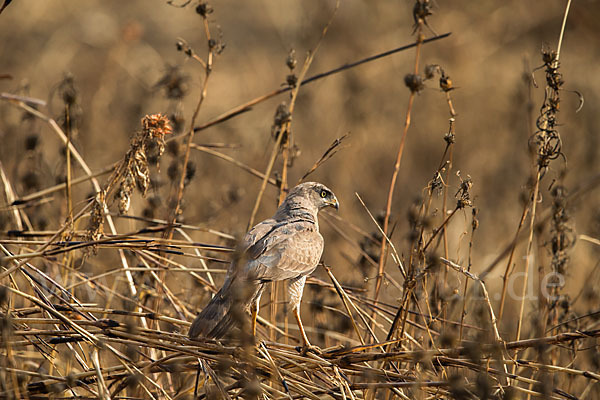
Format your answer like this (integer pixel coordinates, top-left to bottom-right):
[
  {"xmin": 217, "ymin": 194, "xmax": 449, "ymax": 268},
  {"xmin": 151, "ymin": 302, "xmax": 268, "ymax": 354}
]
[{"xmin": 1, "ymin": 0, "xmax": 599, "ymax": 341}]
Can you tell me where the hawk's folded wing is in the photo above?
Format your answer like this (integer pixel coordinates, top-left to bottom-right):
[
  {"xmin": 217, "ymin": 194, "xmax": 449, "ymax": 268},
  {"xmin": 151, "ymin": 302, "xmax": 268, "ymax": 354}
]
[{"xmin": 241, "ymin": 218, "xmax": 324, "ymax": 282}]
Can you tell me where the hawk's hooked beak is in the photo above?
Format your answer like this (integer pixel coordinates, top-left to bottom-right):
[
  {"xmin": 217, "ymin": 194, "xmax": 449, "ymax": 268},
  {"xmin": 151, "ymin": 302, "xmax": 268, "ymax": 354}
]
[{"xmin": 327, "ymin": 197, "xmax": 339, "ymax": 211}]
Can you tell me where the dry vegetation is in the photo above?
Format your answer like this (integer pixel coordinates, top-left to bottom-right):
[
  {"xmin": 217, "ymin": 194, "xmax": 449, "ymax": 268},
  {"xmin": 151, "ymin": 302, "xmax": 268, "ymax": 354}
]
[{"xmin": 1, "ymin": 0, "xmax": 600, "ymax": 399}]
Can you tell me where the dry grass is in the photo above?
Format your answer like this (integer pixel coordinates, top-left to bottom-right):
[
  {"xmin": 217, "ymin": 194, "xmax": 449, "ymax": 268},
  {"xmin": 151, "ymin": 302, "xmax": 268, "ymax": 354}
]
[{"xmin": 1, "ymin": 0, "xmax": 600, "ymax": 399}]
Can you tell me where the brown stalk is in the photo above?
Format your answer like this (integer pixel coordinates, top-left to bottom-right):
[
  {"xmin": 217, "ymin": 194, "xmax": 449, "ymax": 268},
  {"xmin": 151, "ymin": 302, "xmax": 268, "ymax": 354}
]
[
  {"xmin": 10, "ymin": 164, "xmax": 116, "ymax": 206},
  {"xmin": 247, "ymin": 0, "xmax": 340, "ymax": 229},
  {"xmin": 512, "ymin": 0, "xmax": 572, "ymax": 377},
  {"xmin": 440, "ymin": 119, "xmax": 455, "ymax": 331},
  {"xmin": 64, "ymin": 102, "xmax": 73, "ymax": 224},
  {"xmin": 372, "ymin": 32, "xmax": 424, "ymax": 321},
  {"xmin": 191, "ymin": 144, "xmax": 278, "ymax": 186}
]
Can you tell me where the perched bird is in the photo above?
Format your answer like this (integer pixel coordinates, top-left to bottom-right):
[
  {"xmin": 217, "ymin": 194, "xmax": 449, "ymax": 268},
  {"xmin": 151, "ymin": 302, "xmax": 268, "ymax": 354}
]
[{"xmin": 189, "ymin": 182, "xmax": 339, "ymax": 350}]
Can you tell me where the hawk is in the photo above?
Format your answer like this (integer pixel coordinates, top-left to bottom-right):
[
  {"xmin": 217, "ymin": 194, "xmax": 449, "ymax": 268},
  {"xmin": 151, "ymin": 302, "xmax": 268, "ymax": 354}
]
[{"xmin": 189, "ymin": 182, "xmax": 339, "ymax": 349}]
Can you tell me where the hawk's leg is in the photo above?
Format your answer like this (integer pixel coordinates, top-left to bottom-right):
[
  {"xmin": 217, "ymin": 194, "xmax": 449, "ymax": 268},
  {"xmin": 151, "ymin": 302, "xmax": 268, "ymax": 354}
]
[
  {"xmin": 250, "ymin": 291, "xmax": 262, "ymax": 337},
  {"xmin": 289, "ymin": 276, "xmax": 320, "ymax": 353},
  {"xmin": 250, "ymin": 301, "xmax": 259, "ymax": 336}
]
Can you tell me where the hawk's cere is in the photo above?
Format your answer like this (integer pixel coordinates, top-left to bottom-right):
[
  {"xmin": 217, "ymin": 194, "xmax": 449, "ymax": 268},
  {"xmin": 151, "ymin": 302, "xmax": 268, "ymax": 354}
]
[{"xmin": 189, "ymin": 182, "xmax": 339, "ymax": 348}]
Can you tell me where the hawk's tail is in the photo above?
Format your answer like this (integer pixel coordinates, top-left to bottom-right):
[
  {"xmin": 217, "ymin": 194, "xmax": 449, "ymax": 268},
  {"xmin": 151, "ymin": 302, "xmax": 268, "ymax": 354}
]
[{"xmin": 188, "ymin": 277, "xmax": 261, "ymax": 339}]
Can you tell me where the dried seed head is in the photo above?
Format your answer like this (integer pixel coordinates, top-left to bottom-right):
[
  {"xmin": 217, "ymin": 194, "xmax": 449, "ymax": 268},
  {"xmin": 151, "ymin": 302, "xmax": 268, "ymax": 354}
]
[
  {"xmin": 58, "ymin": 73, "xmax": 78, "ymax": 106},
  {"xmin": 170, "ymin": 112, "xmax": 186, "ymax": 134},
  {"xmin": 86, "ymin": 191, "xmax": 106, "ymax": 246},
  {"xmin": 475, "ymin": 373, "xmax": 492, "ymax": 400},
  {"xmin": 542, "ymin": 48, "xmax": 557, "ymax": 65},
  {"xmin": 116, "ymin": 173, "xmax": 134, "ymax": 214},
  {"xmin": 24, "ymin": 134, "xmax": 39, "ymax": 151},
  {"xmin": 155, "ymin": 66, "xmax": 189, "ymax": 100},
  {"xmin": 336, "ymin": 315, "xmax": 353, "ymax": 333},
  {"xmin": 472, "ymin": 207, "xmax": 479, "ymax": 231},
  {"xmin": 271, "ymin": 103, "xmax": 291, "ymax": 144},
  {"xmin": 184, "ymin": 161, "xmax": 196, "ymax": 185},
  {"xmin": 286, "ymin": 49, "xmax": 297, "ymax": 70},
  {"xmin": 167, "ymin": 161, "xmax": 180, "ymax": 182},
  {"xmin": 143, "ymin": 114, "xmax": 172, "ymax": 139},
  {"xmin": 207, "ymin": 32, "xmax": 226, "ymax": 55},
  {"xmin": 166, "ymin": 140, "xmax": 180, "ymax": 157},
  {"xmin": 175, "ymin": 39, "xmax": 193, "ymax": 57},
  {"xmin": 132, "ymin": 151, "xmax": 150, "ymax": 194},
  {"xmin": 112, "ymin": 114, "xmax": 171, "ymax": 215},
  {"xmin": 444, "ymin": 131, "xmax": 455, "ymax": 145},
  {"xmin": 413, "ymin": 0, "xmax": 433, "ymax": 25},
  {"xmin": 286, "ymin": 73, "xmax": 298, "ymax": 88},
  {"xmin": 440, "ymin": 74, "xmax": 453, "ymax": 92},
  {"xmin": 424, "ymin": 64, "xmax": 439, "ymax": 80},
  {"xmin": 439, "ymin": 331, "xmax": 456, "ymax": 348},
  {"xmin": 196, "ymin": 2, "xmax": 213, "ymax": 17},
  {"xmin": 145, "ymin": 140, "xmax": 160, "ymax": 165},
  {"xmin": 21, "ymin": 171, "xmax": 40, "ymax": 191},
  {"xmin": 455, "ymin": 172, "xmax": 473, "ymax": 209},
  {"xmin": 147, "ymin": 195, "xmax": 162, "ymax": 210},
  {"xmin": 404, "ymin": 73, "xmax": 424, "ymax": 93}
]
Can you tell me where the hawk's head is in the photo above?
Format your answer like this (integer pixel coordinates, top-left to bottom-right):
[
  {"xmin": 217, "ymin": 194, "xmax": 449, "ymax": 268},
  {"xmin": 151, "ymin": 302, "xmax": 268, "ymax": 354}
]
[{"xmin": 286, "ymin": 182, "xmax": 339, "ymax": 212}]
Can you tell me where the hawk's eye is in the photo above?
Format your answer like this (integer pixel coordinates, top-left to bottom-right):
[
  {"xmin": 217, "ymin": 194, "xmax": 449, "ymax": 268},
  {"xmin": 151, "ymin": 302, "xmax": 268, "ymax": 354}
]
[{"xmin": 320, "ymin": 190, "xmax": 328, "ymax": 198}]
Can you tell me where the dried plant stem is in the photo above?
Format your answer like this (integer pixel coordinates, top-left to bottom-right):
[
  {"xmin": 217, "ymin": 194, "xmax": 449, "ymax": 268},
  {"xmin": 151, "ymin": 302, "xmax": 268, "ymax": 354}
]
[
  {"xmin": 279, "ymin": 142, "xmax": 291, "ymax": 205},
  {"xmin": 355, "ymin": 193, "xmax": 404, "ymax": 278},
  {"xmin": 498, "ymin": 204, "xmax": 529, "ymax": 321},
  {"xmin": 441, "ymin": 141, "xmax": 453, "ymax": 328},
  {"xmin": 422, "ymin": 207, "xmax": 458, "ymax": 252},
  {"xmin": 0, "ymin": 203, "xmax": 94, "ymax": 284},
  {"xmin": 439, "ymin": 258, "xmax": 509, "ymax": 383},
  {"xmin": 247, "ymin": 123, "xmax": 287, "ymax": 230},
  {"xmin": 324, "ymin": 265, "xmax": 369, "ymax": 344},
  {"xmin": 0, "ymin": 162, "xmax": 23, "ymax": 231},
  {"xmin": 555, "ymin": 0, "xmax": 572, "ymax": 63},
  {"xmin": 247, "ymin": 1, "xmax": 340, "ymax": 229},
  {"xmin": 191, "ymin": 144, "xmax": 278, "ymax": 186},
  {"xmin": 65, "ymin": 103, "xmax": 73, "ymax": 224},
  {"xmin": 373, "ymin": 34, "xmax": 423, "ymax": 321},
  {"xmin": 10, "ymin": 164, "xmax": 116, "ymax": 206},
  {"xmin": 513, "ymin": 169, "xmax": 541, "ymax": 375},
  {"xmin": 169, "ymin": 17, "xmax": 214, "ymax": 231}
]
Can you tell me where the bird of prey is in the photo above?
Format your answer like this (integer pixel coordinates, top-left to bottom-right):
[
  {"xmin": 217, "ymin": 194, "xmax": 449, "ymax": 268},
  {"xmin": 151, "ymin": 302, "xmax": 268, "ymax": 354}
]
[{"xmin": 189, "ymin": 182, "xmax": 339, "ymax": 350}]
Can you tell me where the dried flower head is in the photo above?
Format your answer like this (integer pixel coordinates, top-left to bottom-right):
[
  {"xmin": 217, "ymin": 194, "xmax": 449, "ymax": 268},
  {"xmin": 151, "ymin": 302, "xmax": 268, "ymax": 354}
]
[
  {"xmin": 440, "ymin": 74, "xmax": 453, "ymax": 92},
  {"xmin": 286, "ymin": 49, "xmax": 297, "ymax": 71},
  {"xmin": 154, "ymin": 66, "xmax": 189, "ymax": 100},
  {"xmin": 114, "ymin": 114, "xmax": 172, "ymax": 214},
  {"xmin": 86, "ymin": 191, "xmax": 106, "ymax": 247},
  {"xmin": 455, "ymin": 172, "xmax": 473, "ymax": 209},
  {"xmin": 404, "ymin": 73, "xmax": 425, "ymax": 93},
  {"xmin": 413, "ymin": 0, "xmax": 433, "ymax": 25},
  {"xmin": 532, "ymin": 47, "xmax": 565, "ymax": 169},
  {"xmin": 196, "ymin": 2, "xmax": 213, "ymax": 17},
  {"xmin": 424, "ymin": 64, "xmax": 440, "ymax": 80},
  {"xmin": 271, "ymin": 103, "xmax": 291, "ymax": 144}
]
